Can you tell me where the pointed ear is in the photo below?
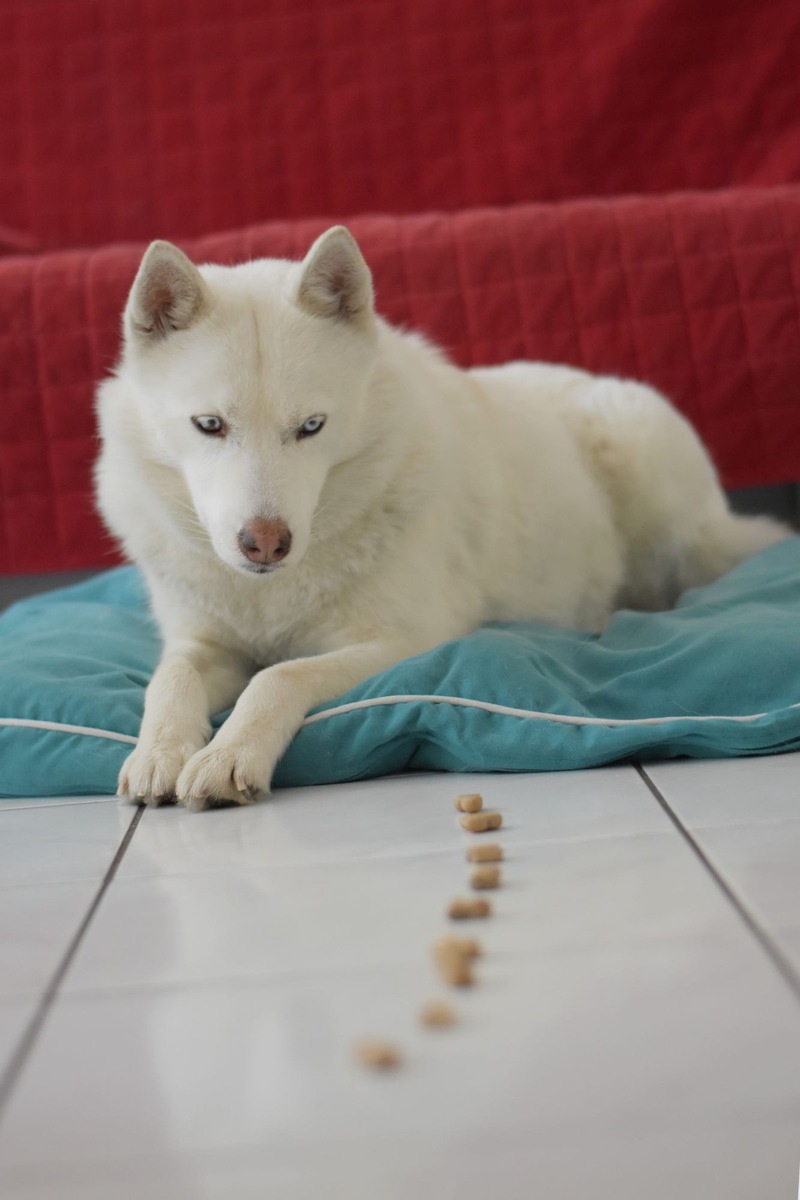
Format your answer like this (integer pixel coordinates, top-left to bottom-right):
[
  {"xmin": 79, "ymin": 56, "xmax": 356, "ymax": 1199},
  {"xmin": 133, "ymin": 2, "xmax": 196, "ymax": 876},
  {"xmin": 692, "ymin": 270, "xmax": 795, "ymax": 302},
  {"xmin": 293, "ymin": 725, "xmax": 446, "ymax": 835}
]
[
  {"xmin": 297, "ymin": 226, "xmax": 374, "ymax": 322},
  {"xmin": 125, "ymin": 241, "xmax": 208, "ymax": 341}
]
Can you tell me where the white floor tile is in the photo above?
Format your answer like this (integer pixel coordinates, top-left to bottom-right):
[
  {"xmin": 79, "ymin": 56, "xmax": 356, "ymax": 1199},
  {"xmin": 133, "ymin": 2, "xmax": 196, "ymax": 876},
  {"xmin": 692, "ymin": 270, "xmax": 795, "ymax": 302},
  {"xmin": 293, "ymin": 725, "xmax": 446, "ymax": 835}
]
[
  {"xmin": 116, "ymin": 766, "xmax": 669, "ymax": 880},
  {"xmin": 0, "ymin": 882, "xmax": 104, "ymax": 999},
  {"xmin": 0, "ymin": 1000, "xmax": 35, "ymax": 1074},
  {"xmin": 646, "ymin": 753, "xmax": 800, "ymax": 827},
  {"xmin": 0, "ymin": 806, "xmax": 136, "ymax": 999},
  {"xmin": 647, "ymin": 756, "xmax": 800, "ymax": 966},
  {"xmin": 776, "ymin": 928, "xmax": 800, "ymax": 976},
  {"xmin": 5, "ymin": 1121, "xmax": 799, "ymax": 1200},
  {"xmin": 688, "ymin": 820, "xmax": 800, "ymax": 929},
  {"xmin": 2, "ymin": 761, "xmax": 800, "ymax": 1200},
  {"xmin": 0, "ymin": 941, "xmax": 798, "ymax": 1199},
  {"xmin": 0, "ymin": 802, "xmax": 134, "ymax": 888},
  {"xmin": 62, "ymin": 828, "xmax": 748, "ymax": 994},
  {"xmin": 3, "ymin": 1117, "xmax": 799, "ymax": 1200}
]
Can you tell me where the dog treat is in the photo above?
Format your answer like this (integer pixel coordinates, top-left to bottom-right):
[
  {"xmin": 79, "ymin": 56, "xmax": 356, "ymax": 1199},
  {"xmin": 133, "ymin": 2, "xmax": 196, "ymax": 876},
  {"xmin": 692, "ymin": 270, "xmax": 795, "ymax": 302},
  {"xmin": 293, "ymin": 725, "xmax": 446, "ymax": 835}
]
[
  {"xmin": 354, "ymin": 1039, "xmax": 402, "ymax": 1070},
  {"xmin": 432, "ymin": 939, "xmax": 474, "ymax": 986},
  {"xmin": 435, "ymin": 934, "xmax": 482, "ymax": 959},
  {"xmin": 436, "ymin": 953, "xmax": 473, "ymax": 987},
  {"xmin": 466, "ymin": 842, "xmax": 504, "ymax": 863},
  {"xmin": 447, "ymin": 896, "xmax": 492, "ymax": 920},
  {"xmin": 419, "ymin": 999, "xmax": 457, "ymax": 1028},
  {"xmin": 454, "ymin": 792, "xmax": 483, "ymax": 813},
  {"xmin": 456, "ymin": 935, "xmax": 483, "ymax": 958},
  {"xmin": 460, "ymin": 811, "xmax": 502, "ymax": 833},
  {"xmin": 470, "ymin": 864, "xmax": 501, "ymax": 890}
]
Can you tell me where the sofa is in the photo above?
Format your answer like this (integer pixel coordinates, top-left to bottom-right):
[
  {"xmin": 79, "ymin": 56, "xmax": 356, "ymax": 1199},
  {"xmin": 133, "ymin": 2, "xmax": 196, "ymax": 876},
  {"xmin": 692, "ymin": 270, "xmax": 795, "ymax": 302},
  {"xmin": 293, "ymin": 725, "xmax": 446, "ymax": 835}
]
[{"xmin": 2, "ymin": 0, "xmax": 800, "ymax": 578}]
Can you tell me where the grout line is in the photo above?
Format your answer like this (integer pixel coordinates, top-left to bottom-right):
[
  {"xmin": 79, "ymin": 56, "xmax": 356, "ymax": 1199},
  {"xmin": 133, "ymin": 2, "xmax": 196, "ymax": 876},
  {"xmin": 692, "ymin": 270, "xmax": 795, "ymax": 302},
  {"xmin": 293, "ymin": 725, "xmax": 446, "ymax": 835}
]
[
  {"xmin": 0, "ymin": 806, "xmax": 145, "ymax": 1122},
  {"xmin": 0, "ymin": 797, "xmax": 119, "ymax": 813},
  {"xmin": 634, "ymin": 763, "xmax": 800, "ymax": 1003}
]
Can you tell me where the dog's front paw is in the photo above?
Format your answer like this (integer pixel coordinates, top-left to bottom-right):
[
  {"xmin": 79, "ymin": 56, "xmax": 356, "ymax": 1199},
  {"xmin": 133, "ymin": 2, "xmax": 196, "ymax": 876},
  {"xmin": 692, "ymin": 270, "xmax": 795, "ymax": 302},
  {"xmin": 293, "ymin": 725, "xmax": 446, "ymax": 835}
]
[
  {"xmin": 175, "ymin": 739, "xmax": 269, "ymax": 812},
  {"xmin": 118, "ymin": 738, "xmax": 206, "ymax": 807}
]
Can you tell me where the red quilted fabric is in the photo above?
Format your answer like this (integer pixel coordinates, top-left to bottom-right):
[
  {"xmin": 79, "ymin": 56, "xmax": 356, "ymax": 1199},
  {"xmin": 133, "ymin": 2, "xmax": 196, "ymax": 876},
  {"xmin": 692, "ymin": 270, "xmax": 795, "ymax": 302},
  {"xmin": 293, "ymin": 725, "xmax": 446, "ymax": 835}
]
[
  {"xmin": 2, "ymin": 188, "xmax": 799, "ymax": 575},
  {"xmin": 1, "ymin": 0, "xmax": 799, "ymax": 250}
]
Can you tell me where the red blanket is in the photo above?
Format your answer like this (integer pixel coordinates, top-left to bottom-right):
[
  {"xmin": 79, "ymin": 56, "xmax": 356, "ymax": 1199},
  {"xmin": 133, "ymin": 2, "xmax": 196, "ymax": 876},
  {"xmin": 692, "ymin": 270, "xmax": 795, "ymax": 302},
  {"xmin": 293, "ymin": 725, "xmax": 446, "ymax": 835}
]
[{"xmin": 2, "ymin": 0, "xmax": 799, "ymax": 249}]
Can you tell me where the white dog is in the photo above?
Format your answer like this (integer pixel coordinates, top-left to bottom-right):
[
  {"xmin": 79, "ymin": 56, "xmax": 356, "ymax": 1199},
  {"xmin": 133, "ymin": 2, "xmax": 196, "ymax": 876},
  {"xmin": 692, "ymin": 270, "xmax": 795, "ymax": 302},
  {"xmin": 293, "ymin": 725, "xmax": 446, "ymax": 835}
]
[{"xmin": 95, "ymin": 227, "xmax": 788, "ymax": 809}]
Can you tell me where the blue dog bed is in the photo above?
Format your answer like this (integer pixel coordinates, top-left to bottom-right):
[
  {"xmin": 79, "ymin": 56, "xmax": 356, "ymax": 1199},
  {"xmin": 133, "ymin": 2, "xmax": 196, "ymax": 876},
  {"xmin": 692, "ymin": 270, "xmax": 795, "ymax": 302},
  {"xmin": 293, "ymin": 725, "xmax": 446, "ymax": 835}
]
[{"xmin": 2, "ymin": 539, "xmax": 800, "ymax": 797}]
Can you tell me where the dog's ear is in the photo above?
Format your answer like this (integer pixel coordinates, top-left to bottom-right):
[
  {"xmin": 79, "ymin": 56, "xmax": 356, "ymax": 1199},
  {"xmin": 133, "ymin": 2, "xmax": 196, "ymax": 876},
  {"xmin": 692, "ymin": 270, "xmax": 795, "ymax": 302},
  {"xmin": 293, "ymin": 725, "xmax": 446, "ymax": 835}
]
[
  {"xmin": 297, "ymin": 226, "xmax": 374, "ymax": 323},
  {"xmin": 126, "ymin": 241, "xmax": 208, "ymax": 341}
]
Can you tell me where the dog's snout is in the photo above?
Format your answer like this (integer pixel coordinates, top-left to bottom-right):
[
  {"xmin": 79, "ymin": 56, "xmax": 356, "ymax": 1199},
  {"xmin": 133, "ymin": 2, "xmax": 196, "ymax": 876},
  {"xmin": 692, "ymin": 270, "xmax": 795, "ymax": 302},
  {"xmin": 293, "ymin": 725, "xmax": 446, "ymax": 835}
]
[{"xmin": 238, "ymin": 518, "xmax": 292, "ymax": 565}]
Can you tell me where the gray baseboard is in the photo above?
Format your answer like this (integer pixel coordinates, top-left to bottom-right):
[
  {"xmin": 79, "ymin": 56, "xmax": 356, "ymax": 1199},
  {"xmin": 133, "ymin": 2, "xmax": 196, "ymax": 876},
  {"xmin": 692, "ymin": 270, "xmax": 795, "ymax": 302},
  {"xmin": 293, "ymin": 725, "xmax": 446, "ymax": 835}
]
[
  {"xmin": 727, "ymin": 483, "xmax": 800, "ymax": 526},
  {"xmin": 0, "ymin": 570, "xmax": 97, "ymax": 613}
]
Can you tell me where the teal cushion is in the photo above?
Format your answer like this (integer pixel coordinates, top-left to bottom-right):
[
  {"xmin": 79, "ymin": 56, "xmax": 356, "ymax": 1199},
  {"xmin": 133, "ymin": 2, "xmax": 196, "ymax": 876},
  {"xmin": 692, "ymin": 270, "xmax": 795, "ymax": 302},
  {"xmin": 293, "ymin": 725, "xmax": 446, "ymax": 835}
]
[{"xmin": 2, "ymin": 539, "xmax": 800, "ymax": 797}]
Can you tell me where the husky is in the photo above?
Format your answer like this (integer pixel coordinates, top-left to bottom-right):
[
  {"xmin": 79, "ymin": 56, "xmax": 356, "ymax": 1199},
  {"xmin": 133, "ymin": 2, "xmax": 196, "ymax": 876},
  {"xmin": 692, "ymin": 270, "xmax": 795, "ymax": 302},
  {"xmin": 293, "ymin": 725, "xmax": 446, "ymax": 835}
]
[{"xmin": 94, "ymin": 227, "xmax": 789, "ymax": 810}]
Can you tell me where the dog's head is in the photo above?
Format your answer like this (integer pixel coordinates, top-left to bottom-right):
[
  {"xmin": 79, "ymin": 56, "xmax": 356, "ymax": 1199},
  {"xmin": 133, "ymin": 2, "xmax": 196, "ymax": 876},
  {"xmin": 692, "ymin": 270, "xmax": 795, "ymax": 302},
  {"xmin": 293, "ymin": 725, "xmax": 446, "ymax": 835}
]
[{"xmin": 119, "ymin": 227, "xmax": 380, "ymax": 575}]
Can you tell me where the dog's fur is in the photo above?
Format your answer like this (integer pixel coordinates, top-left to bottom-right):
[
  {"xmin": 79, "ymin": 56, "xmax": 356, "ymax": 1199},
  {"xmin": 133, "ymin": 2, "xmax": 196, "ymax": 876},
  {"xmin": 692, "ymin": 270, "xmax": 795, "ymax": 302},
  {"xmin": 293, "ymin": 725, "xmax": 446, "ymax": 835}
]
[{"xmin": 95, "ymin": 227, "xmax": 789, "ymax": 809}]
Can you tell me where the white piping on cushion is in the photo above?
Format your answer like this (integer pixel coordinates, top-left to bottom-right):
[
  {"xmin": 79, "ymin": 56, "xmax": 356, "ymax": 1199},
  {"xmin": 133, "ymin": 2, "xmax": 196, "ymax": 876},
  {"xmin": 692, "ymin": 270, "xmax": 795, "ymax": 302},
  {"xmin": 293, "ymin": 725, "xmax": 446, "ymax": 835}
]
[
  {"xmin": 0, "ymin": 718, "xmax": 137, "ymax": 744},
  {"xmin": 0, "ymin": 692, "xmax": 796, "ymax": 747},
  {"xmin": 301, "ymin": 693, "xmax": 794, "ymax": 727}
]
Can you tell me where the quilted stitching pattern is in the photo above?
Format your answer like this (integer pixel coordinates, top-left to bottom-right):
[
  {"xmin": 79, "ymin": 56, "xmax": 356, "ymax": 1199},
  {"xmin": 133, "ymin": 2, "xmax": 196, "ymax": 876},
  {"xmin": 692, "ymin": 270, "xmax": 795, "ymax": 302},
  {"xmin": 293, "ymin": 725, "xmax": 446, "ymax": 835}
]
[
  {"xmin": 1, "ymin": 0, "xmax": 799, "ymax": 250},
  {"xmin": 2, "ymin": 187, "xmax": 799, "ymax": 574}
]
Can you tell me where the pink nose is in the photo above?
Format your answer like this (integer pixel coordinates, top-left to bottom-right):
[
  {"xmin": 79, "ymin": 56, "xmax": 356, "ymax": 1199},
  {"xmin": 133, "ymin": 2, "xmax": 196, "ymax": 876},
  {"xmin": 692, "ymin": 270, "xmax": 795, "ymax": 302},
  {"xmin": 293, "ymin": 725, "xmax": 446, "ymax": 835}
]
[{"xmin": 238, "ymin": 518, "xmax": 292, "ymax": 565}]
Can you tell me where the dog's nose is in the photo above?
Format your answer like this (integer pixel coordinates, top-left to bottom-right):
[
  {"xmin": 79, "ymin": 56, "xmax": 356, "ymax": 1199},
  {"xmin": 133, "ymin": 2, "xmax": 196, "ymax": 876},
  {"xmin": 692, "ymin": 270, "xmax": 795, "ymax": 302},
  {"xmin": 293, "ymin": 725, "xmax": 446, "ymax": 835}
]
[{"xmin": 238, "ymin": 518, "xmax": 292, "ymax": 565}]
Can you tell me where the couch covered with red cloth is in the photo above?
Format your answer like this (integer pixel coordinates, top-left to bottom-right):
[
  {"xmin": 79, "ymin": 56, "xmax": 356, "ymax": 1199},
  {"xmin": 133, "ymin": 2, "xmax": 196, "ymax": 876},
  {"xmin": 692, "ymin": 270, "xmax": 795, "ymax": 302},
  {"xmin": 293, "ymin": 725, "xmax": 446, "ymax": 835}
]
[{"xmin": 2, "ymin": 0, "xmax": 800, "ymax": 575}]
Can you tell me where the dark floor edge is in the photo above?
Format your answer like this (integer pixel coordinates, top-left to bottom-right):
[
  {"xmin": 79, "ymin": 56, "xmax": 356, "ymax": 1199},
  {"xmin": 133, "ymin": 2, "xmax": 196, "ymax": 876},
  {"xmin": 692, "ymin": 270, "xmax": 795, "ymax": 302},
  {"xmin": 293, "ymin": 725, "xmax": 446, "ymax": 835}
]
[
  {"xmin": 0, "ymin": 805, "xmax": 145, "ymax": 1120},
  {"xmin": 634, "ymin": 762, "xmax": 800, "ymax": 1003}
]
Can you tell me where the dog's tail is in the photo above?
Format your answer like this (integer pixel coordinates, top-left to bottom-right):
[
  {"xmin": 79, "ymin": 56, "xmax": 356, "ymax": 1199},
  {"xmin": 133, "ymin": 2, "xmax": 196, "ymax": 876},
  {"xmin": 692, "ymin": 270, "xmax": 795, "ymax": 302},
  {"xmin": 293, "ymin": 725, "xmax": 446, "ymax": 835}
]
[{"xmin": 677, "ymin": 505, "xmax": 792, "ymax": 593}]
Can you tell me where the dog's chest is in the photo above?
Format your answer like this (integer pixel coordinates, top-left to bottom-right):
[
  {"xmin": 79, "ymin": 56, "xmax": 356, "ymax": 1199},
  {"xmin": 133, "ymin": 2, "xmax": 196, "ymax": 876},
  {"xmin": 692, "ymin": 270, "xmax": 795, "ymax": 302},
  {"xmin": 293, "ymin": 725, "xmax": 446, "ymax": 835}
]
[{"xmin": 165, "ymin": 551, "xmax": 353, "ymax": 665}]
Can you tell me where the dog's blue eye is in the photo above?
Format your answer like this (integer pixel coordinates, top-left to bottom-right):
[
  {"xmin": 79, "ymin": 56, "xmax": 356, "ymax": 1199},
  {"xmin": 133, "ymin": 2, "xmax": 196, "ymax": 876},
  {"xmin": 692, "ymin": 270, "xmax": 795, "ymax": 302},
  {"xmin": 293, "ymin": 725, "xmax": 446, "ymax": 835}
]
[
  {"xmin": 192, "ymin": 415, "xmax": 225, "ymax": 437},
  {"xmin": 298, "ymin": 415, "xmax": 326, "ymax": 439}
]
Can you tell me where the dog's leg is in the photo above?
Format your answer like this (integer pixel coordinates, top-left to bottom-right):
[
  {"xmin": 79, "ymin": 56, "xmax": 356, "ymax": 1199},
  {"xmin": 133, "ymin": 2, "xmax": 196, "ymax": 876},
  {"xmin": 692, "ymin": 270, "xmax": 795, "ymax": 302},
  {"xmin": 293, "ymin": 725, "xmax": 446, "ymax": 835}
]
[
  {"xmin": 175, "ymin": 636, "xmax": 421, "ymax": 811},
  {"xmin": 119, "ymin": 640, "xmax": 253, "ymax": 806}
]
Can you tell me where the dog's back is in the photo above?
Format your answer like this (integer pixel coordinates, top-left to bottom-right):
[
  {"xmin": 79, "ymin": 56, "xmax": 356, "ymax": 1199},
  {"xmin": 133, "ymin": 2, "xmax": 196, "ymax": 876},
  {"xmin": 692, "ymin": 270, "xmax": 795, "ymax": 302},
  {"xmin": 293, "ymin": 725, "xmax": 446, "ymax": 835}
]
[{"xmin": 469, "ymin": 360, "xmax": 788, "ymax": 613}]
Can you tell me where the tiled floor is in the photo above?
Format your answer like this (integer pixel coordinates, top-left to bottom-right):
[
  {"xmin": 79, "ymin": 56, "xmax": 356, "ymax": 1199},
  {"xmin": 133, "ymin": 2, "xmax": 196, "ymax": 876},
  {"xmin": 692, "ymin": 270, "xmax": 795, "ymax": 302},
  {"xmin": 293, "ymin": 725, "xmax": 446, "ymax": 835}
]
[{"xmin": 0, "ymin": 760, "xmax": 798, "ymax": 1199}]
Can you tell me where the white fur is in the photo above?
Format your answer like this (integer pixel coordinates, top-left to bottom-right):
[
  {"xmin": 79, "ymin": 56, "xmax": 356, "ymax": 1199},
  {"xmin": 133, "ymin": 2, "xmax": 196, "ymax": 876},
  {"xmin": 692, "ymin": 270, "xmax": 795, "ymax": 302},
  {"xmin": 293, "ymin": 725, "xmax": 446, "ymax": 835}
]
[{"xmin": 95, "ymin": 227, "xmax": 789, "ymax": 810}]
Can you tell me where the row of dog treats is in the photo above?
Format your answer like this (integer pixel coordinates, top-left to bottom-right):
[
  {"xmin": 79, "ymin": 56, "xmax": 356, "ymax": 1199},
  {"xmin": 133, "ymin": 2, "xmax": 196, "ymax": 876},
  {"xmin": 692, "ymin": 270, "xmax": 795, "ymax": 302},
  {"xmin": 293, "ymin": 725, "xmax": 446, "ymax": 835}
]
[{"xmin": 355, "ymin": 791, "xmax": 504, "ymax": 1070}]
